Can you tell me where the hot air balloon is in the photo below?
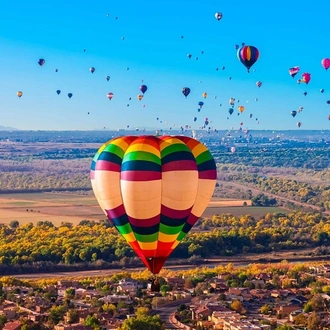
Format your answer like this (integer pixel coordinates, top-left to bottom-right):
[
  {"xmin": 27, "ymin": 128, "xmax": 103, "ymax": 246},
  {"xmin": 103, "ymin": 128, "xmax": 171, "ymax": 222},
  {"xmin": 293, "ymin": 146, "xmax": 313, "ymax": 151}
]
[
  {"xmin": 17, "ymin": 91, "xmax": 23, "ymax": 98},
  {"xmin": 107, "ymin": 92, "xmax": 114, "ymax": 100},
  {"xmin": 187, "ymin": 54, "xmax": 192, "ymax": 59},
  {"xmin": 320, "ymin": 88, "xmax": 325, "ymax": 93},
  {"xmin": 291, "ymin": 110, "xmax": 297, "ymax": 117},
  {"xmin": 137, "ymin": 94, "xmax": 143, "ymax": 101},
  {"xmin": 301, "ymin": 73, "xmax": 311, "ymax": 84},
  {"xmin": 55, "ymin": 69, "xmax": 58, "ymax": 72},
  {"xmin": 38, "ymin": 59, "xmax": 45, "ymax": 67},
  {"xmin": 249, "ymin": 114, "xmax": 253, "ymax": 118},
  {"xmin": 106, "ymin": 76, "xmax": 110, "ymax": 81},
  {"xmin": 327, "ymin": 115, "xmax": 330, "ymax": 120},
  {"xmin": 229, "ymin": 98, "xmax": 235, "ymax": 106},
  {"xmin": 182, "ymin": 87, "xmax": 191, "ymax": 98},
  {"xmin": 230, "ymin": 147, "xmax": 236, "ymax": 153},
  {"xmin": 56, "ymin": 90, "xmax": 61, "ymax": 95},
  {"xmin": 289, "ymin": 66, "xmax": 300, "ymax": 78},
  {"xmin": 238, "ymin": 106, "xmax": 245, "ymax": 113},
  {"xmin": 228, "ymin": 108, "xmax": 234, "ymax": 115},
  {"xmin": 204, "ymin": 120, "xmax": 209, "ymax": 125},
  {"xmin": 68, "ymin": 93, "xmax": 73, "ymax": 99},
  {"xmin": 321, "ymin": 58, "xmax": 330, "ymax": 70},
  {"xmin": 193, "ymin": 117, "xmax": 197, "ymax": 122},
  {"xmin": 202, "ymin": 92, "xmax": 208, "ymax": 99},
  {"xmin": 215, "ymin": 12, "xmax": 222, "ymax": 20},
  {"xmin": 198, "ymin": 101, "xmax": 204, "ymax": 108},
  {"xmin": 237, "ymin": 46, "xmax": 259, "ymax": 72},
  {"xmin": 256, "ymin": 81, "xmax": 262, "ymax": 88},
  {"xmin": 90, "ymin": 67, "xmax": 95, "ymax": 73},
  {"xmin": 303, "ymin": 91, "xmax": 307, "ymax": 96},
  {"xmin": 327, "ymin": 100, "xmax": 330, "ymax": 105},
  {"xmin": 235, "ymin": 44, "xmax": 239, "ymax": 50},
  {"xmin": 298, "ymin": 107, "xmax": 303, "ymax": 113},
  {"xmin": 297, "ymin": 122, "xmax": 302, "ymax": 128},
  {"xmin": 90, "ymin": 135, "xmax": 217, "ymax": 274},
  {"xmin": 140, "ymin": 85, "xmax": 148, "ymax": 94}
]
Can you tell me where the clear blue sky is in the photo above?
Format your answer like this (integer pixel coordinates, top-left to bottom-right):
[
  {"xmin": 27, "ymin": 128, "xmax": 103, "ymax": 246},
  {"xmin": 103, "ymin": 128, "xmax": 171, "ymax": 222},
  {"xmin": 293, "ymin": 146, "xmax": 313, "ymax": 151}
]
[{"xmin": 0, "ymin": 0, "xmax": 329, "ymax": 131}]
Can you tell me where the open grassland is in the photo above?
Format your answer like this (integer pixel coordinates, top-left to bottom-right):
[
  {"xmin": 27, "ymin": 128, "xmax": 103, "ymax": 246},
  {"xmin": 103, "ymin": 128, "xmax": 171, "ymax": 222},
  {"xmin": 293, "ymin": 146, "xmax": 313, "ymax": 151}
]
[{"xmin": 0, "ymin": 192, "xmax": 287, "ymax": 227}]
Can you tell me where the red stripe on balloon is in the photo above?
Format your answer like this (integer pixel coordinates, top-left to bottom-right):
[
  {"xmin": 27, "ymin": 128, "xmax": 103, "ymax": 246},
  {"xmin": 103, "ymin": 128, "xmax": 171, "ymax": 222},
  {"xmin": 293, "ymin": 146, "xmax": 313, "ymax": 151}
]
[
  {"xmin": 95, "ymin": 160, "xmax": 121, "ymax": 172},
  {"xmin": 162, "ymin": 160, "xmax": 197, "ymax": 172},
  {"xmin": 177, "ymin": 136, "xmax": 200, "ymax": 151},
  {"xmin": 161, "ymin": 204, "xmax": 191, "ymax": 218},
  {"xmin": 186, "ymin": 214, "xmax": 199, "ymax": 226},
  {"xmin": 199, "ymin": 169, "xmax": 217, "ymax": 180},
  {"xmin": 128, "ymin": 215, "xmax": 160, "ymax": 227},
  {"xmin": 120, "ymin": 170, "xmax": 161, "ymax": 181},
  {"xmin": 106, "ymin": 204, "xmax": 126, "ymax": 219}
]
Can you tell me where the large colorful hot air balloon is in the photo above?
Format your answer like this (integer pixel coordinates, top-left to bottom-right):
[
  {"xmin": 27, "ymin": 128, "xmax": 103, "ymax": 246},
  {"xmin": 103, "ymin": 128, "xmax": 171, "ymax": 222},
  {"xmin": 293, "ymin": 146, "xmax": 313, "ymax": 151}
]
[
  {"xmin": 237, "ymin": 46, "xmax": 259, "ymax": 72},
  {"xmin": 321, "ymin": 58, "xmax": 330, "ymax": 70},
  {"xmin": 140, "ymin": 85, "xmax": 148, "ymax": 94},
  {"xmin": 90, "ymin": 136, "xmax": 217, "ymax": 274},
  {"xmin": 17, "ymin": 91, "xmax": 23, "ymax": 98},
  {"xmin": 182, "ymin": 87, "xmax": 191, "ymax": 98},
  {"xmin": 289, "ymin": 66, "xmax": 300, "ymax": 78},
  {"xmin": 107, "ymin": 92, "xmax": 114, "ymax": 100}
]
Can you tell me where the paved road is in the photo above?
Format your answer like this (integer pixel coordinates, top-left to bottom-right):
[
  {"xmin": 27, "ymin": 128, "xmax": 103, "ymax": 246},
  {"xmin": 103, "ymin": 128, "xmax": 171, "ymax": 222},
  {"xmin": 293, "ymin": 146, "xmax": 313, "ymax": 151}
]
[{"xmin": 153, "ymin": 298, "xmax": 191, "ymax": 330}]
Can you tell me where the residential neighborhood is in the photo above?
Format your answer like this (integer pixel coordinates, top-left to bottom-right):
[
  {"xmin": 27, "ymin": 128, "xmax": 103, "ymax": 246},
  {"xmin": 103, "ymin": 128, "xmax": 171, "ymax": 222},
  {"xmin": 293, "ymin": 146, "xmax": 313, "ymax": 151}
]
[{"xmin": 1, "ymin": 263, "xmax": 330, "ymax": 329}]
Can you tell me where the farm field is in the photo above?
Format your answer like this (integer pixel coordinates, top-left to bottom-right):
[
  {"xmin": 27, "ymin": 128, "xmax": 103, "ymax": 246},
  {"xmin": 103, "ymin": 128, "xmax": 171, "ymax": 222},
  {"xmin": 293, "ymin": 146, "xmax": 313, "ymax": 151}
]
[{"xmin": 0, "ymin": 192, "xmax": 286, "ymax": 227}]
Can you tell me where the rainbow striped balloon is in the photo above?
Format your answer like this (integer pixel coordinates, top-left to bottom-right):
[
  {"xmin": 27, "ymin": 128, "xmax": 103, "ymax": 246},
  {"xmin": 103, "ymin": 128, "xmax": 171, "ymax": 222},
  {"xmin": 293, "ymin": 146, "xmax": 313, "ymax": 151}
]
[
  {"xmin": 237, "ymin": 45, "xmax": 260, "ymax": 72},
  {"xmin": 90, "ymin": 135, "xmax": 217, "ymax": 274}
]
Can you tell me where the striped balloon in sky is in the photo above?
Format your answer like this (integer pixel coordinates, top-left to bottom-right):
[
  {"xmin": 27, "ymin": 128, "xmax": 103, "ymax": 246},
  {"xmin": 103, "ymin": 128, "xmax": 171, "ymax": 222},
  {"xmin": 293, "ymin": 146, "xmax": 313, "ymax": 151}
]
[
  {"xmin": 90, "ymin": 135, "xmax": 217, "ymax": 274},
  {"xmin": 237, "ymin": 45, "xmax": 260, "ymax": 72}
]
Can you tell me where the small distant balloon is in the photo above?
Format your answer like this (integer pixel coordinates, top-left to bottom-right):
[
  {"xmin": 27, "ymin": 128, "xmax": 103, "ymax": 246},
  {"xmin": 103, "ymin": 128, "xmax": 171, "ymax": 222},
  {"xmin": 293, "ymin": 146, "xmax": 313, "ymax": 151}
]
[
  {"xmin": 17, "ymin": 91, "xmax": 23, "ymax": 98},
  {"xmin": 107, "ymin": 92, "xmax": 114, "ymax": 100},
  {"xmin": 320, "ymin": 88, "xmax": 325, "ymax": 93},
  {"xmin": 140, "ymin": 85, "xmax": 148, "ymax": 94},
  {"xmin": 215, "ymin": 12, "xmax": 223, "ymax": 20},
  {"xmin": 237, "ymin": 46, "xmax": 259, "ymax": 72},
  {"xmin": 55, "ymin": 69, "xmax": 58, "ymax": 72},
  {"xmin": 182, "ymin": 87, "xmax": 191, "ymax": 98},
  {"xmin": 321, "ymin": 58, "xmax": 330, "ymax": 70},
  {"xmin": 187, "ymin": 54, "xmax": 192, "ymax": 59},
  {"xmin": 90, "ymin": 67, "xmax": 95, "ymax": 73},
  {"xmin": 68, "ymin": 93, "xmax": 73, "ymax": 99},
  {"xmin": 288, "ymin": 66, "xmax": 300, "ymax": 78},
  {"xmin": 106, "ymin": 76, "xmax": 110, "ymax": 81},
  {"xmin": 56, "ymin": 90, "xmax": 61, "ymax": 95},
  {"xmin": 38, "ymin": 59, "xmax": 45, "ymax": 67}
]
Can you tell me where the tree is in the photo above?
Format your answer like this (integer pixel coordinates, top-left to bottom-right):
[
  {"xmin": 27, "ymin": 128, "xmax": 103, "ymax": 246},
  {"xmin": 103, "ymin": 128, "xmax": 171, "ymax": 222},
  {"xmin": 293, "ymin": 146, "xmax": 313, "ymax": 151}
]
[
  {"xmin": 260, "ymin": 304, "xmax": 271, "ymax": 315},
  {"xmin": 9, "ymin": 220, "xmax": 19, "ymax": 228},
  {"xmin": 160, "ymin": 284, "xmax": 171, "ymax": 296},
  {"xmin": 276, "ymin": 325, "xmax": 293, "ymax": 330},
  {"xmin": 117, "ymin": 314, "xmax": 164, "ymax": 330},
  {"xmin": 65, "ymin": 288, "xmax": 75, "ymax": 299},
  {"xmin": 48, "ymin": 305, "xmax": 67, "ymax": 325},
  {"xmin": 67, "ymin": 309, "xmax": 79, "ymax": 324},
  {"xmin": 307, "ymin": 311, "xmax": 322, "ymax": 330},
  {"xmin": 0, "ymin": 315, "xmax": 7, "ymax": 327},
  {"xmin": 230, "ymin": 300, "xmax": 243, "ymax": 313},
  {"xmin": 84, "ymin": 315, "xmax": 100, "ymax": 329}
]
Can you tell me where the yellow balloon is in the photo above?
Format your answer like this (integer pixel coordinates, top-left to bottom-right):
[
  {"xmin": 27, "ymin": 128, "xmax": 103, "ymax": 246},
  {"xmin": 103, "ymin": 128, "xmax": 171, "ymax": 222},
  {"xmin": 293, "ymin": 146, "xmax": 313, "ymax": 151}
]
[{"xmin": 202, "ymin": 92, "xmax": 208, "ymax": 98}]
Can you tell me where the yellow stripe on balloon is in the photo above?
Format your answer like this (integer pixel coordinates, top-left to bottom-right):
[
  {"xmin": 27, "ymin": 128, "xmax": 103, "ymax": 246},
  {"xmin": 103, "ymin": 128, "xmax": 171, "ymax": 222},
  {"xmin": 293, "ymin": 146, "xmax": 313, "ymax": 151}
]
[
  {"xmin": 247, "ymin": 46, "xmax": 251, "ymax": 61},
  {"xmin": 123, "ymin": 232, "xmax": 137, "ymax": 243},
  {"xmin": 159, "ymin": 137, "xmax": 183, "ymax": 151},
  {"xmin": 126, "ymin": 143, "xmax": 160, "ymax": 156},
  {"xmin": 111, "ymin": 137, "xmax": 132, "ymax": 151},
  {"xmin": 191, "ymin": 142, "xmax": 208, "ymax": 158},
  {"xmin": 171, "ymin": 240, "xmax": 181, "ymax": 250},
  {"xmin": 138, "ymin": 241, "xmax": 158, "ymax": 250},
  {"xmin": 158, "ymin": 232, "xmax": 179, "ymax": 243}
]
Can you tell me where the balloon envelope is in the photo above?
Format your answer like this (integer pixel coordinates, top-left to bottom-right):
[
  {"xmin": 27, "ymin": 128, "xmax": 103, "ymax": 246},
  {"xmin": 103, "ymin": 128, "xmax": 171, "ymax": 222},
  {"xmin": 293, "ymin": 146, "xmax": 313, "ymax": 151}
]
[
  {"xmin": 321, "ymin": 58, "xmax": 330, "ymax": 70},
  {"xmin": 38, "ymin": 59, "xmax": 45, "ymax": 66},
  {"xmin": 289, "ymin": 66, "xmax": 300, "ymax": 78},
  {"xmin": 237, "ymin": 46, "xmax": 259, "ymax": 72},
  {"xmin": 140, "ymin": 85, "xmax": 148, "ymax": 94},
  {"xmin": 17, "ymin": 91, "xmax": 23, "ymax": 98},
  {"xmin": 90, "ymin": 135, "xmax": 217, "ymax": 274},
  {"xmin": 182, "ymin": 87, "xmax": 191, "ymax": 97}
]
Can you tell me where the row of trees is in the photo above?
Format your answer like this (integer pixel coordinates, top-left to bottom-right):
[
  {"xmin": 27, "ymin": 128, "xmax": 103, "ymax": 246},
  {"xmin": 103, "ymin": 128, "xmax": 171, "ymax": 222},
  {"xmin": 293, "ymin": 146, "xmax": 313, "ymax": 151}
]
[{"xmin": 0, "ymin": 211, "xmax": 329, "ymax": 272}]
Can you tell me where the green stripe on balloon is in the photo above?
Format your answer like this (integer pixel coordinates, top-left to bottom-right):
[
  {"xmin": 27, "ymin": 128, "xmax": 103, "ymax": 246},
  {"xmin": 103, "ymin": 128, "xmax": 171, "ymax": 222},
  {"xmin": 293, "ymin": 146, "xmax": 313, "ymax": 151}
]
[
  {"xmin": 161, "ymin": 143, "xmax": 190, "ymax": 158},
  {"xmin": 135, "ymin": 232, "xmax": 158, "ymax": 243},
  {"xmin": 159, "ymin": 223, "xmax": 184, "ymax": 235},
  {"xmin": 117, "ymin": 222, "xmax": 133, "ymax": 235},
  {"xmin": 103, "ymin": 144, "xmax": 125, "ymax": 159},
  {"xmin": 123, "ymin": 151, "xmax": 161, "ymax": 164},
  {"xmin": 176, "ymin": 231, "xmax": 187, "ymax": 241},
  {"xmin": 196, "ymin": 150, "xmax": 214, "ymax": 165}
]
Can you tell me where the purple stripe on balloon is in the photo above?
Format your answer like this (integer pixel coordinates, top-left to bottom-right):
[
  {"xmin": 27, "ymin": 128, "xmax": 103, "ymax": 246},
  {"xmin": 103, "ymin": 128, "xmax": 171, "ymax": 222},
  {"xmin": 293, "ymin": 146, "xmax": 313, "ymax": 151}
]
[
  {"xmin": 161, "ymin": 204, "xmax": 192, "ymax": 218},
  {"xmin": 199, "ymin": 170, "xmax": 217, "ymax": 180},
  {"xmin": 121, "ymin": 171, "xmax": 162, "ymax": 181},
  {"xmin": 128, "ymin": 215, "xmax": 160, "ymax": 227},
  {"xmin": 162, "ymin": 160, "xmax": 197, "ymax": 172},
  {"xmin": 95, "ymin": 160, "xmax": 121, "ymax": 172},
  {"xmin": 106, "ymin": 204, "xmax": 126, "ymax": 219}
]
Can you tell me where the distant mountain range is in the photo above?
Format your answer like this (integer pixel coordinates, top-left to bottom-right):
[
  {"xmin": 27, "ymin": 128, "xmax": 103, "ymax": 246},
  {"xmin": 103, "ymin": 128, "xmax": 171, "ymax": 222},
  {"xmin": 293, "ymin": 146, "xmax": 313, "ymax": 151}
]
[{"xmin": 0, "ymin": 125, "xmax": 18, "ymax": 131}]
